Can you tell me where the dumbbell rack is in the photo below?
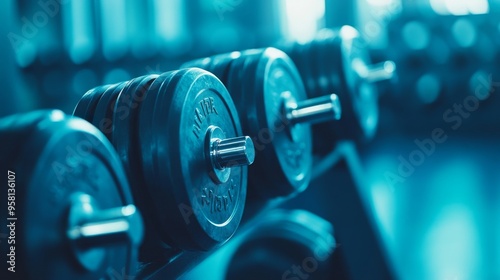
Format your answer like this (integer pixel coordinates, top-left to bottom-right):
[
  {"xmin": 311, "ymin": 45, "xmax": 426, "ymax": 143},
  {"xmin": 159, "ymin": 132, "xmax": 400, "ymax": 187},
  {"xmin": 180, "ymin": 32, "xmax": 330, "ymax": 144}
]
[
  {"xmin": 144, "ymin": 142, "xmax": 395, "ymax": 279},
  {"xmin": 1, "ymin": 22, "xmax": 397, "ymax": 280}
]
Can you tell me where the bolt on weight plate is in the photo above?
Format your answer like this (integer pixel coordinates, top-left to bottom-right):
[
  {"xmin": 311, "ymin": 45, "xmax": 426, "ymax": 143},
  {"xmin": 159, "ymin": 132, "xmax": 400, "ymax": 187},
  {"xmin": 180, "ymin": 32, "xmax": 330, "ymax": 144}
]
[
  {"xmin": 181, "ymin": 52, "xmax": 242, "ymax": 89},
  {"xmin": 110, "ymin": 74, "xmax": 165, "ymax": 259},
  {"xmin": 0, "ymin": 110, "xmax": 143, "ymax": 280},
  {"xmin": 205, "ymin": 51, "xmax": 243, "ymax": 83},
  {"xmin": 184, "ymin": 48, "xmax": 341, "ymax": 198},
  {"xmin": 73, "ymin": 84, "xmax": 115, "ymax": 123},
  {"xmin": 92, "ymin": 82, "xmax": 129, "ymax": 141},
  {"xmin": 113, "ymin": 74, "xmax": 159, "ymax": 177}
]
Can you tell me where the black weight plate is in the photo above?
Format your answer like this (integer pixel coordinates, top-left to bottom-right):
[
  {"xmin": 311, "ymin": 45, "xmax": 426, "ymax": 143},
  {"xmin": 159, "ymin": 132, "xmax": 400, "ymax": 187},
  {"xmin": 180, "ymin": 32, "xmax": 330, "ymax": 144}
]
[
  {"xmin": 296, "ymin": 42, "xmax": 316, "ymax": 97},
  {"xmin": 226, "ymin": 51, "xmax": 256, "ymax": 131},
  {"xmin": 238, "ymin": 48, "xmax": 312, "ymax": 197},
  {"xmin": 136, "ymin": 71, "xmax": 179, "ymax": 257},
  {"xmin": 144, "ymin": 68, "xmax": 246, "ymax": 251},
  {"xmin": 315, "ymin": 31, "xmax": 333, "ymax": 96},
  {"xmin": 0, "ymin": 110, "xmax": 55, "ymax": 167},
  {"xmin": 307, "ymin": 31, "xmax": 345, "ymax": 154},
  {"xmin": 285, "ymin": 42, "xmax": 313, "ymax": 95},
  {"xmin": 73, "ymin": 84, "xmax": 114, "ymax": 123},
  {"xmin": 183, "ymin": 52, "xmax": 243, "ymax": 87},
  {"xmin": 0, "ymin": 110, "xmax": 56, "ymax": 138},
  {"xmin": 316, "ymin": 29, "xmax": 340, "ymax": 96},
  {"xmin": 73, "ymin": 87, "xmax": 99, "ymax": 120},
  {"xmin": 138, "ymin": 72, "xmax": 177, "ymax": 200},
  {"xmin": 113, "ymin": 74, "xmax": 158, "ymax": 178},
  {"xmin": 111, "ymin": 74, "xmax": 166, "ymax": 261},
  {"xmin": 0, "ymin": 110, "xmax": 137, "ymax": 280},
  {"xmin": 92, "ymin": 82, "xmax": 128, "ymax": 141},
  {"xmin": 206, "ymin": 52, "xmax": 242, "ymax": 83},
  {"xmin": 277, "ymin": 41, "xmax": 298, "ymax": 68},
  {"xmin": 309, "ymin": 38, "xmax": 324, "ymax": 97}
]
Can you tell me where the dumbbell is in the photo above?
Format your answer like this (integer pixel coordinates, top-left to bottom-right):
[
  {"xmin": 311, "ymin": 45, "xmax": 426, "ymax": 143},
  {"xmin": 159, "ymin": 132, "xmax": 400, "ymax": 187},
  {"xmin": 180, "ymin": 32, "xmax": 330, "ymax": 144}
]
[
  {"xmin": 73, "ymin": 68, "xmax": 254, "ymax": 256},
  {"xmin": 0, "ymin": 110, "xmax": 143, "ymax": 280},
  {"xmin": 182, "ymin": 48, "xmax": 342, "ymax": 198},
  {"xmin": 225, "ymin": 209, "xmax": 336, "ymax": 280},
  {"xmin": 278, "ymin": 25, "xmax": 396, "ymax": 152}
]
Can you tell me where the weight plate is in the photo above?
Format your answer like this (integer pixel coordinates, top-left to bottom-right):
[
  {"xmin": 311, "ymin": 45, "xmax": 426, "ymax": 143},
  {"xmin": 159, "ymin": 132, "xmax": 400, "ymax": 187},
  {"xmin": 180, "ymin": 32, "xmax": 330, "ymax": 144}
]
[
  {"xmin": 145, "ymin": 68, "xmax": 246, "ymax": 251},
  {"xmin": 325, "ymin": 30, "xmax": 348, "ymax": 99},
  {"xmin": 316, "ymin": 29, "xmax": 341, "ymax": 96},
  {"xmin": 315, "ymin": 31, "xmax": 332, "ymax": 95},
  {"xmin": 0, "ymin": 110, "xmax": 53, "ymax": 165},
  {"xmin": 113, "ymin": 74, "xmax": 158, "ymax": 178},
  {"xmin": 73, "ymin": 84, "xmax": 115, "ymax": 123},
  {"xmin": 308, "ymin": 32, "xmax": 345, "ymax": 154},
  {"xmin": 297, "ymin": 42, "xmax": 316, "ymax": 98},
  {"xmin": 0, "ymin": 110, "xmax": 140, "ymax": 280},
  {"xmin": 73, "ymin": 87, "xmax": 99, "ymax": 121},
  {"xmin": 206, "ymin": 52, "xmax": 242, "ymax": 83},
  {"xmin": 235, "ymin": 48, "xmax": 312, "ymax": 197},
  {"xmin": 309, "ymin": 39, "xmax": 324, "ymax": 97},
  {"xmin": 135, "ymin": 71, "xmax": 179, "ymax": 258},
  {"xmin": 226, "ymin": 51, "xmax": 255, "ymax": 131},
  {"xmin": 108, "ymin": 74, "xmax": 166, "ymax": 261},
  {"xmin": 182, "ymin": 52, "xmax": 243, "ymax": 88},
  {"xmin": 138, "ymin": 72, "xmax": 177, "ymax": 200},
  {"xmin": 92, "ymin": 82, "xmax": 128, "ymax": 141}
]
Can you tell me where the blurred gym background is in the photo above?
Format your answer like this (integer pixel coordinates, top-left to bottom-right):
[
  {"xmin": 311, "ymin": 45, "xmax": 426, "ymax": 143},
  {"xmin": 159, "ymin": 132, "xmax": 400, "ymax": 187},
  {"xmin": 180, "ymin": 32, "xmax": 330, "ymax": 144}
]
[{"xmin": 1, "ymin": 0, "xmax": 499, "ymax": 279}]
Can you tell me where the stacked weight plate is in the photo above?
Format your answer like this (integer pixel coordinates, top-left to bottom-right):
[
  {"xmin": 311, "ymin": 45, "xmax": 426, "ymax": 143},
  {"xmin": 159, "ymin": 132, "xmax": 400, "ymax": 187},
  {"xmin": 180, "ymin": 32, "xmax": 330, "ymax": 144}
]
[
  {"xmin": 73, "ymin": 68, "xmax": 254, "ymax": 259},
  {"xmin": 0, "ymin": 110, "xmax": 143, "ymax": 280}
]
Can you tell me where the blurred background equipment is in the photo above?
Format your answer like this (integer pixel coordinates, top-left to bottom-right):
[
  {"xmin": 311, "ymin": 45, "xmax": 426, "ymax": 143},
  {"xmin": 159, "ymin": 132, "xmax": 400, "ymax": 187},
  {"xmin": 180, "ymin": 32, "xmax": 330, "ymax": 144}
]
[
  {"xmin": 1, "ymin": 0, "xmax": 500, "ymax": 279},
  {"xmin": 278, "ymin": 26, "xmax": 396, "ymax": 153}
]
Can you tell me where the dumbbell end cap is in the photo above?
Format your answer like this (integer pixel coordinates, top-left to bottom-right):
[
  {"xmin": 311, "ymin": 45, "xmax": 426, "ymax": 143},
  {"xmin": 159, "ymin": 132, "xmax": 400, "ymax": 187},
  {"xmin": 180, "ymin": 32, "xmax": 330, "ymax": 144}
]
[{"xmin": 215, "ymin": 136, "xmax": 255, "ymax": 168}]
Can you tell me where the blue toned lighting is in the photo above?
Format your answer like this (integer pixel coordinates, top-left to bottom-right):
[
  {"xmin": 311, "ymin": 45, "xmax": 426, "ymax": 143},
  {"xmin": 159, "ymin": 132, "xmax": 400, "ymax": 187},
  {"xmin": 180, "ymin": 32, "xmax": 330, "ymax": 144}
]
[
  {"xmin": 402, "ymin": 21, "xmax": 430, "ymax": 50},
  {"xmin": 62, "ymin": 0, "xmax": 95, "ymax": 64},
  {"xmin": 153, "ymin": 0, "xmax": 190, "ymax": 55},
  {"xmin": 430, "ymin": 0, "xmax": 489, "ymax": 15},
  {"xmin": 100, "ymin": 0, "xmax": 128, "ymax": 61},
  {"xmin": 280, "ymin": 0, "xmax": 325, "ymax": 43},
  {"xmin": 103, "ymin": 68, "xmax": 130, "ymax": 85}
]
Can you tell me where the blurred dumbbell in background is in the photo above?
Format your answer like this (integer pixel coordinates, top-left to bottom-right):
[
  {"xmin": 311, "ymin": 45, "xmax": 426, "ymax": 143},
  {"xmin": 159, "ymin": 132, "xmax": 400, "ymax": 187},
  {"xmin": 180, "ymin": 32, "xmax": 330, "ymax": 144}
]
[
  {"xmin": 278, "ymin": 25, "xmax": 396, "ymax": 154},
  {"xmin": 384, "ymin": 13, "xmax": 500, "ymax": 133},
  {"xmin": 0, "ymin": 110, "xmax": 143, "ymax": 280}
]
